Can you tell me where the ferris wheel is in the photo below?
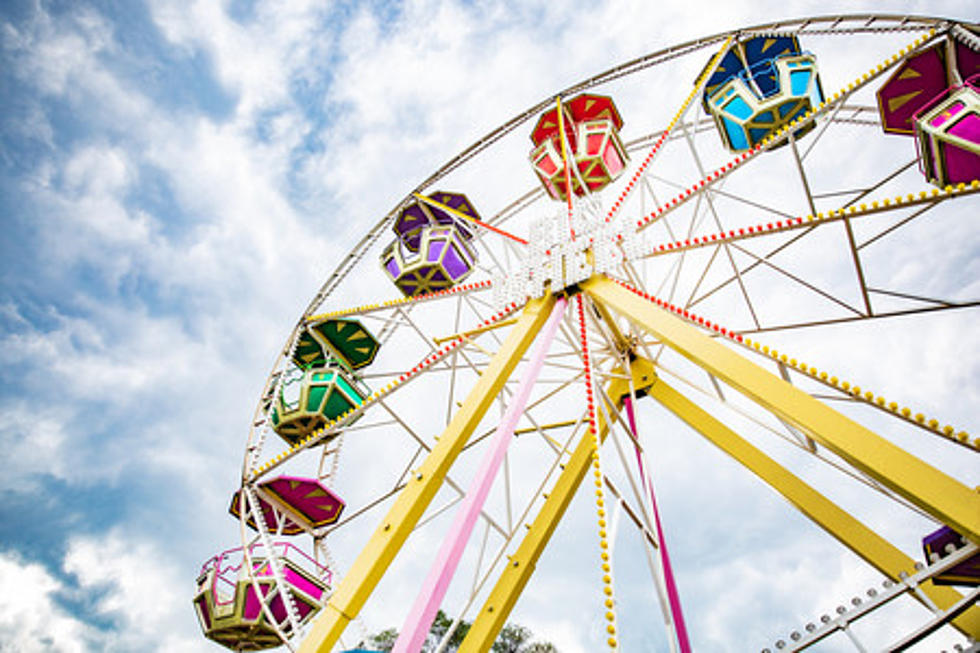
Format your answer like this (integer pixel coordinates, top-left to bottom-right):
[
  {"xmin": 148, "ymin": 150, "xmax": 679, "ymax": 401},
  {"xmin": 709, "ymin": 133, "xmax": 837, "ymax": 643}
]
[{"xmin": 193, "ymin": 14, "xmax": 980, "ymax": 653}]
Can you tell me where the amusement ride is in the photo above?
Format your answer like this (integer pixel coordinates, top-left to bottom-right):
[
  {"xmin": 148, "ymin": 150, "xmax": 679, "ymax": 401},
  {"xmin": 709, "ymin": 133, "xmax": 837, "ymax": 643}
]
[{"xmin": 193, "ymin": 14, "xmax": 980, "ymax": 652}]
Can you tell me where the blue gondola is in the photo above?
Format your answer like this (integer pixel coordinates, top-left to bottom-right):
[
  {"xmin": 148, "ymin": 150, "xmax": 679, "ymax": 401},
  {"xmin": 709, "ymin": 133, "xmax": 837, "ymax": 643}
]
[{"xmin": 700, "ymin": 36, "xmax": 825, "ymax": 151}]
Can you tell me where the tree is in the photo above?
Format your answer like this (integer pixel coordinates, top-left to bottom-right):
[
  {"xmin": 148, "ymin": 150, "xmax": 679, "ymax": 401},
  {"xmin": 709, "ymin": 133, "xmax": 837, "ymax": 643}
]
[
  {"xmin": 360, "ymin": 616, "xmax": 557, "ymax": 653},
  {"xmin": 522, "ymin": 643, "xmax": 558, "ymax": 653},
  {"xmin": 428, "ymin": 610, "xmax": 471, "ymax": 651},
  {"xmin": 363, "ymin": 627, "xmax": 397, "ymax": 652},
  {"xmin": 491, "ymin": 623, "xmax": 531, "ymax": 653}
]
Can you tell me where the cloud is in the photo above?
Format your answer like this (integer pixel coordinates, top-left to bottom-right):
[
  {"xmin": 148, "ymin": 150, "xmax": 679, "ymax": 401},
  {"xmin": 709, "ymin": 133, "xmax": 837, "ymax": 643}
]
[
  {"xmin": 151, "ymin": 0, "xmax": 332, "ymax": 122},
  {"xmin": 0, "ymin": 539, "xmax": 212, "ymax": 653},
  {"xmin": 62, "ymin": 532, "xmax": 205, "ymax": 652},
  {"xmin": 0, "ymin": 549, "xmax": 97, "ymax": 652}
]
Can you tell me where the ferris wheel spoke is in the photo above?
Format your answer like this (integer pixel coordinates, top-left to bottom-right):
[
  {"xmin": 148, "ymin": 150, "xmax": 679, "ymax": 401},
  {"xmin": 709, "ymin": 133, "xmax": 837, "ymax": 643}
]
[
  {"xmin": 599, "ymin": 473, "xmax": 659, "ymax": 556},
  {"xmin": 787, "ymin": 132, "xmax": 820, "ymax": 216},
  {"xmin": 667, "ymin": 303, "xmax": 978, "ymax": 453},
  {"xmin": 679, "ymin": 243, "xmax": 724, "ymax": 315},
  {"xmin": 771, "ymin": 361, "xmax": 819, "ymax": 452},
  {"xmin": 855, "ymin": 199, "xmax": 939, "ymax": 250},
  {"xmin": 594, "ymin": 396, "xmax": 656, "ymax": 537},
  {"xmin": 672, "ymin": 130, "xmax": 766, "ymax": 328},
  {"xmin": 865, "ymin": 286, "xmax": 961, "ymax": 308},
  {"xmin": 649, "ymin": 161, "xmax": 800, "ymax": 221},
  {"xmin": 681, "ymin": 199, "xmax": 897, "ymax": 313},
  {"xmin": 729, "ymin": 240, "xmax": 866, "ymax": 316},
  {"xmin": 741, "ymin": 300, "xmax": 980, "ymax": 335},
  {"xmin": 653, "ymin": 185, "xmax": 976, "ymax": 308},
  {"xmin": 799, "ymin": 99, "xmax": 859, "ymax": 162}
]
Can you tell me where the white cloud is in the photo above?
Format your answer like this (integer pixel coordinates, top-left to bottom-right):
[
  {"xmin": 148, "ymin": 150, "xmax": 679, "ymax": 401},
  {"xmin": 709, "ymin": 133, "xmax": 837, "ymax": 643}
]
[
  {"xmin": 0, "ymin": 542, "xmax": 219, "ymax": 653},
  {"xmin": 151, "ymin": 0, "xmax": 331, "ymax": 122},
  {"xmin": 62, "ymin": 532, "xmax": 206, "ymax": 652},
  {"xmin": 0, "ymin": 551, "xmax": 97, "ymax": 652},
  {"xmin": 0, "ymin": 401, "xmax": 73, "ymax": 490}
]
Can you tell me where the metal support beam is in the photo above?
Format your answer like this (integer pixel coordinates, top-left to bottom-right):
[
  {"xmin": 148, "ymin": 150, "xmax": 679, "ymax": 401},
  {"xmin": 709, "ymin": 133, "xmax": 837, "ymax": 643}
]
[
  {"xmin": 459, "ymin": 357, "xmax": 659, "ymax": 652},
  {"xmin": 298, "ymin": 295, "xmax": 557, "ymax": 653},
  {"xmin": 647, "ymin": 376, "xmax": 980, "ymax": 638},
  {"xmin": 584, "ymin": 275, "xmax": 980, "ymax": 542}
]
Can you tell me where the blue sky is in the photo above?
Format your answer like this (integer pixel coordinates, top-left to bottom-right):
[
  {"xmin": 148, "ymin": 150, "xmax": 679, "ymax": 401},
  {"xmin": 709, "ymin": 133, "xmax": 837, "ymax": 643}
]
[{"xmin": 1, "ymin": 1, "xmax": 977, "ymax": 652}]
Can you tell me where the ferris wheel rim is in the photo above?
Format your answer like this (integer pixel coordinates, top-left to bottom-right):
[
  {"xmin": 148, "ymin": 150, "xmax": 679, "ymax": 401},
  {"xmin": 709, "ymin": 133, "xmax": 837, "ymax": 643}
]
[
  {"xmin": 293, "ymin": 14, "xmax": 952, "ymax": 322},
  {"xmin": 242, "ymin": 15, "xmax": 967, "ymax": 483},
  {"xmin": 220, "ymin": 15, "xmax": 980, "ymax": 652}
]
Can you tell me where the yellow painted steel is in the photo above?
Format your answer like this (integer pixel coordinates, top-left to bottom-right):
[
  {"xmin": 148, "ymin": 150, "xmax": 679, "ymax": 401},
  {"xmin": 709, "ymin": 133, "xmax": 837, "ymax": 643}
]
[
  {"xmin": 433, "ymin": 318, "xmax": 519, "ymax": 345},
  {"xmin": 585, "ymin": 275, "xmax": 980, "ymax": 541},
  {"xmin": 590, "ymin": 293, "xmax": 631, "ymax": 353},
  {"xmin": 513, "ymin": 419, "xmax": 578, "ymax": 436},
  {"xmin": 459, "ymin": 357, "xmax": 658, "ymax": 652},
  {"xmin": 298, "ymin": 294, "xmax": 557, "ymax": 653},
  {"xmin": 649, "ymin": 377, "xmax": 980, "ymax": 637}
]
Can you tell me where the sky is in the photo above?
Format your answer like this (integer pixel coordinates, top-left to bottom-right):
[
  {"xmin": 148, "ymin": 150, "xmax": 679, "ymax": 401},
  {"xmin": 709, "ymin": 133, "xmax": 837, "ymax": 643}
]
[{"xmin": 0, "ymin": 1, "xmax": 977, "ymax": 652}]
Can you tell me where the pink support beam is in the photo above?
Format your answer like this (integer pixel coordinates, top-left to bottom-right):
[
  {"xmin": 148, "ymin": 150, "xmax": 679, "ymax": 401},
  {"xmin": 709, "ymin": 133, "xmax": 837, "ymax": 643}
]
[
  {"xmin": 624, "ymin": 396, "xmax": 692, "ymax": 653},
  {"xmin": 392, "ymin": 297, "xmax": 568, "ymax": 653}
]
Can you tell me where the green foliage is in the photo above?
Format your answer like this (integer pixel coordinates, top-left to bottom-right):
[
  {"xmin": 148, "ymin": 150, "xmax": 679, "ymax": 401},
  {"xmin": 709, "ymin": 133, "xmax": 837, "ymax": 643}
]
[
  {"xmin": 491, "ymin": 623, "xmax": 531, "ymax": 653},
  {"xmin": 516, "ymin": 641, "xmax": 557, "ymax": 652},
  {"xmin": 429, "ymin": 610, "xmax": 471, "ymax": 650},
  {"xmin": 361, "ymin": 613, "xmax": 556, "ymax": 653},
  {"xmin": 365, "ymin": 626, "xmax": 397, "ymax": 652}
]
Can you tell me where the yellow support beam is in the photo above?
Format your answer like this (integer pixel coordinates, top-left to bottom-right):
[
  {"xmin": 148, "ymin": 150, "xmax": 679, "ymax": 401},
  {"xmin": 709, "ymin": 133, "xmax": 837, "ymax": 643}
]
[
  {"xmin": 584, "ymin": 275, "xmax": 980, "ymax": 541},
  {"xmin": 298, "ymin": 294, "xmax": 557, "ymax": 653},
  {"xmin": 648, "ymin": 377, "xmax": 980, "ymax": 637},
  {"xmin": 459, "ymin": 357, "xmax": 658, "ymax": 651}
]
